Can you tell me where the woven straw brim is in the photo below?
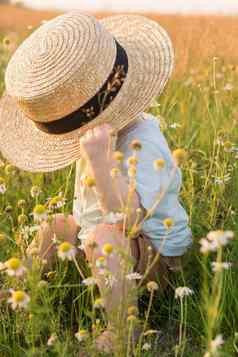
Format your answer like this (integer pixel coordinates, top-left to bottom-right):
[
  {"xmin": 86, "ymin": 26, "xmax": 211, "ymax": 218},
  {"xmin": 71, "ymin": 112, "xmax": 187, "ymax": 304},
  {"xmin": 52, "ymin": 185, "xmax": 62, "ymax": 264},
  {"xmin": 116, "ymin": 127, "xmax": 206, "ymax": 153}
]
[{"xmin": 0, "ymin": 14, "xmax": 174, "ymax": 172}]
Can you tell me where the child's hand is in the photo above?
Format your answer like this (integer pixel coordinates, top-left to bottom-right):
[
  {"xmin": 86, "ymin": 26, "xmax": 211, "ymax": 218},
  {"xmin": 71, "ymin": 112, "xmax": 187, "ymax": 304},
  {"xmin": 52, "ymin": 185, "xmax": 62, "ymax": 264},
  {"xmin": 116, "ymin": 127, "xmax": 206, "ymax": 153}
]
[{"xmin": 79, "ymin": 123, "xmax": 115, "ymax": 166}]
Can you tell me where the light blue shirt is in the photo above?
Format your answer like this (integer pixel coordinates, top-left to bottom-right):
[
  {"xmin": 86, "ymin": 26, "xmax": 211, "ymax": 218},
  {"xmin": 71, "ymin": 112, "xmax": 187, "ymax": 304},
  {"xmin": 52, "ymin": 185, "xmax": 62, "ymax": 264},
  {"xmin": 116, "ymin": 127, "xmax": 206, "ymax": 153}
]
[{"xmin": 116, "ymin": 112, "xmax": 192, "ymax": 256}]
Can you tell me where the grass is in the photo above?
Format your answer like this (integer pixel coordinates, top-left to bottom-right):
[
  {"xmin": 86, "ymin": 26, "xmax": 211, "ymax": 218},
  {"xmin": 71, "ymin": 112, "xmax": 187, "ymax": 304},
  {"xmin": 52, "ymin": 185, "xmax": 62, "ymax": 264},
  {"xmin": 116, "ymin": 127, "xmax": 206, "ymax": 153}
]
[{"xmin": 0, "ymin": 22, "xmax": 238, "ymax": 357}]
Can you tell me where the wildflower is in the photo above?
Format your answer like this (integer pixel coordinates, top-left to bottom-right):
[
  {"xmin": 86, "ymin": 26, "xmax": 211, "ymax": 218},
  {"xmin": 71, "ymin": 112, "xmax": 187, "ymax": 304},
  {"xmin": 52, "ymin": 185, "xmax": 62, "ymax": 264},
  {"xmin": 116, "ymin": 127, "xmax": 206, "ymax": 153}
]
[
  {"xmin": 142, "ymin": 343, "xmax": 151, "ymax": 351},
  {"xmin": 210, "ymin": 334, "xmax": 224, "ymax": 353},
  {"xmin": 48, "ymin": 195, "xmax": 66, "ymax": 210},
  {"xmin": 5, "ymin": 205, "xmax": 12, "ymax": 214},
  {"xmin": 30, "ymin": 185, "xmax": 41, "ymax": 198},
  {"xmin": 5, "ymin": 164, "xmax": 15, "ymax": 175},
  {"xmin": 47, "ymin": 333, "xmax": 57, "ymax": 346},
  {"xmin": 200, "ymin": 238, "xmax": 215, "ymax": 254},
  {"xmin": 96, "ymin": 256, "xmax": 106, "ymax": 269},
  {"xmin": 169, "ymin": 123, "xmax": 181, "ymax": 129},
  {"xmin": 104, "ymin": 273, "xmax": 117, "ymax": 288},
  {"xmin": 129, "ymin": 139, "xmax": 142, "ymax": 151},
  {"xmin": 75, "ymin": 329, "xmax": 88, "ymax": 343},
  {"xmin": 223, "ymin": 83, "xmax": 233, "ymax": 91},
  {"xmin": 147, "ymin": 281, "xmax": 159, "ymax": 292},
  {"xmin": 4, "ymin": 257, "xmax": 26, "ymax": 277},
  {"xmin": 127, "ymin": 156, "xmax": 138, "ymax": 166},
  {"xmin": 207, "ymin": 230, "xmax": 234, "ymax": 246},
  {"xmin": 128, "ymin": 166, "xmax": 137, "ymax": 178},
  {"xmin": 17, "ymin": 199, "xmax": 26, "ymax": 208},
  {"xmin": 102, "ymin": 243, "xmax": 113, "ymax": 256},
  {"xmin": 104, "ymin": 212, "xmax": 124, "ymax": 224},
  {"xmin": 17, "ymin": 214, "xmax": 28, "ymax": 225},
  {"xmin": 110, "ymin": 167, "xmax": 121, "ymax": 178},
  {"xmin": 0, "ymin": 178, "xmax": 6, "ymax": 194},
  {"xmin": 126, "ymin": 272, "xmax": 142, "ymax": 280},
  {"xmin": 2, "ymin": 37, "xmax": 10, "ymax": 47},
  {"xmin": 127, "ymin": 305, "xmax": 139, "ymax": 316},
  {"xmin": 213, "ymin": 174, "xmax": 231, "ymax": 185},
  {"xmin": 32, "ymin": 204, "xmax": 48, "ymax": 222},
  {"xmin": 172, "ymin": 148, "xmax": 187, "ymax": 166},
  {"xmin": 211, "ymin": 262, "xmax": 232, "ymax": 272},
  {"xmin": 175, "ymin": 286, "xmax": 194, "ymax": 299},
  {"xmin": 127, "ymin": 315, "xmax": 137, "ymax": 323},
  {"xmin": 57, "ymin": 242, "xmax": 76, "ymax": 261},
  {"xmin": 82, "ymin": 277, "xmax": 98, "ymax": 286},
  {"xmin": 223, "ymin": 140, "xmax": 233, "ymax": 152},
  {"xmin": 153, "ymin": 159, "xmax": 165, "ymax": 170},
  {"xmin": 82, "ymin": 176, "xmax": 96, "ymax": 188},
  {"xmin": 93, "ymin": 298, "xmax": 104, "ymax": 309},
  {"xmin": 113, "ymin": 151, "xmax": 124, "ymax": 162},
  {"xmin": 163, "ymin": 218, "xmax": 174, "ymax": 230},
  {"xmin": 8, "ymin": 289, "xmax": 30, "ymax": 310}
]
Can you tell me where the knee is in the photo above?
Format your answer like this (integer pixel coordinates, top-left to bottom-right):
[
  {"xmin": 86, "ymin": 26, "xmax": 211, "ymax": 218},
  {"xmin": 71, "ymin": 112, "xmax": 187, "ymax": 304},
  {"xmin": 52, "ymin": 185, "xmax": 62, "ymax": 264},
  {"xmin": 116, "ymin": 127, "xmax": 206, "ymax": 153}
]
[{"xmin": 40, "ymin": 213, "xmax": 79, "ymax": 243}]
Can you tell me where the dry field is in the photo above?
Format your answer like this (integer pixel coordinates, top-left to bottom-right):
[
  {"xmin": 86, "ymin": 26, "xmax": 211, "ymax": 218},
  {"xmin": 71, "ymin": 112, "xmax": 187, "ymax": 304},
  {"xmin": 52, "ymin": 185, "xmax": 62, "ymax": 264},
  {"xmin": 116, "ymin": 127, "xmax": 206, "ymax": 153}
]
[{"xmin": 1, "ymin": 4, "xmax": 238, "ymax": 75}]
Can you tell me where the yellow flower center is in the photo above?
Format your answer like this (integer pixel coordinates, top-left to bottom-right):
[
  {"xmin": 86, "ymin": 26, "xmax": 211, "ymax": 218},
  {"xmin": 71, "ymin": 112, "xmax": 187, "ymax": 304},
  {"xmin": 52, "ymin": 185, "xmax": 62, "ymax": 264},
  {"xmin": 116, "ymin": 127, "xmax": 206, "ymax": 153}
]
[
  {"xmin": 163, "ymin": 218, "xmax": 174, "ymax": 229},
  {"xmin": 13, "ymin": 291, "xmax": 25, "ymax": 303},
  {"xmin": 83, "ymin": 176, "xmax": 96, "ymax": 187},
  {"xmin": 33, "ymin": 204, "xmax": 46, "ymax": 215},
  {"xmin": 113, "ymin": 151, "xmax": 124, "ymax": 162},
  {"xmin": 102, "ymin": 243, "xmax": 113, "ymax": 255},
  {"xmin": 79, "ymin": 329, "xmax": 87, "ymax": 336},
  {"xmin": 172, "ymin": 148, "xmax": 187, "ymax": 166},
  {"xmin": 153, "ymin": 159, "xmax": 165, "ymax": 170},
  {"xmin": 59, "ymin": 242, "xmax": 72, "ymax": 253},
  {"xmin": 6, "ymin": 258, "xmax": 21, "ymax": 270}
]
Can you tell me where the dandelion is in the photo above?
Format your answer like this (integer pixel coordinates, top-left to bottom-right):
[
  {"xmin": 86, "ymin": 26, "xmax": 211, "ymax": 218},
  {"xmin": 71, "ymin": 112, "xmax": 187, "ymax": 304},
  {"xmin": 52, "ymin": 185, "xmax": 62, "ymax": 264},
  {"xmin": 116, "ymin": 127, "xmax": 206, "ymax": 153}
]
[
  {"xmin": 102, "ymin": 243, "xmax": 113, "ymax": 256},
  {"xmin": 163, "ymin": 218, "xmax": 174, "ymax": 229},
  {"xmin": 175, "ymin": 286, "xmax": 194, "ymax": 299},
  {"xmin": 172, "ymin": 148, "xmax": 187, "ymax": 166},
  {"xmin": 32, "ymin": 204, "xmax": 48, "ymax": 222},
  {"xmin": 48, "ymin": 195, "xmax": 66, "ymax": 210},
  {"xmin": 30, "ymin": 185, "xmax": 41, "ymax": 198},
  {"xmin": 126, "ymin": 272, "xmax": 142, "ymax": 280},
  {"xmin": 153, "ymin": 158, "xmax": 165, "ymax": 170},
  {"xmin": 8, "ymin": 289, "xmax": 30, "ymax": 310},
  {"xmin": 57, "ymin": 242, "xmax": 76, "ymax": 261},
  {"xmin": 0, "ymin": 178, "xmax": 6, "ymax": 194},
  {"xmin": 47, "ymin": 333, "xmax": 57, "ymax": 346},
  {"xmin": 142, "ymin": 343, "xmax": 152, "ymax": 351},
  {"xmin": 82, "ymin": 277, "xmax": 98, "ymax": 286},
  {"xmin": 94, "ymin": 298, "xmax": 104, "ymax": 309},
  {"xmin": 129, "ymin": 139, "xmax": 142, "ymax": 151},
  {"xmin": 75, "ymin": 329, "xmax": 88, "ymax": 343},
  {"xmin": 147, "ymin": 281, "xmax": 159, "ymax": 292},
  {"xmin": 211, "ymin": 262, "xmax": 232, "ymax": 272}
]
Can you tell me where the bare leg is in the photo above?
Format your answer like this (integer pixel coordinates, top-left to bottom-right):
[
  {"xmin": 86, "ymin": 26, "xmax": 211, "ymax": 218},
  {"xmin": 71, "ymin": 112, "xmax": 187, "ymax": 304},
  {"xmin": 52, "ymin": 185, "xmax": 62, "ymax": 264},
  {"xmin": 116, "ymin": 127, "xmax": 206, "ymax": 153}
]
[
  {"xmin": 84, "ymin": 223, "xmax": 138, "ymax": 352},
  {"xmin": 27, "ymin": 213, "xmax": 79, "ymax": 267}
]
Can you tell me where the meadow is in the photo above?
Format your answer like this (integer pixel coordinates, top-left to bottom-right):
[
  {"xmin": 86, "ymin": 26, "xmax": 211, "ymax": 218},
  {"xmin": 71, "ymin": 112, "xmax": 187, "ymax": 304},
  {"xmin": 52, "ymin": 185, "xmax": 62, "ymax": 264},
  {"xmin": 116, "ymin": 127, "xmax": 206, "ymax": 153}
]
[{"xmin": 0, "ymin": 5, "xmax": 238, "ymax": 357}]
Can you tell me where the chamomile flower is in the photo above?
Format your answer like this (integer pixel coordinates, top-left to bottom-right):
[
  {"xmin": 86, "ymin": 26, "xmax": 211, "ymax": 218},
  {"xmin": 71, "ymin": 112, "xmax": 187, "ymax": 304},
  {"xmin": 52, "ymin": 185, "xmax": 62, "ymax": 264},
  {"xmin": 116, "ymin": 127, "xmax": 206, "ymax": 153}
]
[
  {"xmin": 30, "ymin": 185, "xmax": 41, "ymax": 198},
  {"xmin": 32, "ymin": 204, "xmax": 48, "ymax": 222},
  {"xmin": 104, "ymin": 273, "xmax": 117, "ymax": 288},
  {"xmin": 93, "ymin": 298, "xmax": 104, "ymax": 309},
  {"xmin": 48, "ymin": 194, "xmax": 66, "ymax": 210},
  {"xmin": 57, "ymin": 242, "xmax": 76, "ymax": 261},
  {"xmin": 126, "ymin": 272, "xmax": 142, "ymax": 280},
  {"xmin": 96, "ymin": 256, "xmax": 106, "ymax": 269},
  {"xmin": 47, "ymin": 333, "xmax": 58, "ymax": 346},
  {"xmin": 211, "ymin": 262, "xmax": 232, "ymax": 272},
  {"xmin": 210, "ymin": 334, "xmax": 224, "ymax": 352},
  {"xmin": 82, "ymin": 277, "xmax": 98, "ymax": 286},
  {"xmin": 4, "ymin": 257, "xmax": 26, "ymax": 277},
  {"xmin": 142, "ymin": 343, "xmax": 152, "ymax": 351},
  {"xmin": 163, "ymin": 218, "xmax": 174, "ymax": 230},
  {"xmin": 102, "ymin": 243, "xmax": 113, "ymax": 256},
  {"xmin": 175, "ymin": 286, "xmax": 194, "ymax": 299},
  {"xmin": 8, "ymin": 289, "xmax": 30, "ymax": 310},
  {"xmin": 75, "ymin": 329, "xmax": 88, "ymax": 343},
  {"xmin": 0, "ymin": 178, "xmax": 6, "ymax": 194}
]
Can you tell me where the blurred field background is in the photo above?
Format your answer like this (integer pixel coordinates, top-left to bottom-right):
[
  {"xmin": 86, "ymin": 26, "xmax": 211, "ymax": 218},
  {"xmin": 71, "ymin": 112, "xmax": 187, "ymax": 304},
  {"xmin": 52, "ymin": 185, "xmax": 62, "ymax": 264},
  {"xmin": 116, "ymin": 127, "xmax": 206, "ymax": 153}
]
[
  {"xmin": 0, "ymin": 3, "xmax": 238, "ymax": 357},
  {"xmin": 1, "ymin": 4, "xmax": 238, "ymax": 76}
]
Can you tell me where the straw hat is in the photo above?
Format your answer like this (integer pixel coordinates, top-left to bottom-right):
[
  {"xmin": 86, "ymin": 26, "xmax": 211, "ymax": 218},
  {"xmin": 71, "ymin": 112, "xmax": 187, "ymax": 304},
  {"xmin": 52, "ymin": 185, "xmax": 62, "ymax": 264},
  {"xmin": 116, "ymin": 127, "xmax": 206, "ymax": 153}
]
[{"xmin": 0, "ymin": 11, "xmax": 174, "ymax": 172}]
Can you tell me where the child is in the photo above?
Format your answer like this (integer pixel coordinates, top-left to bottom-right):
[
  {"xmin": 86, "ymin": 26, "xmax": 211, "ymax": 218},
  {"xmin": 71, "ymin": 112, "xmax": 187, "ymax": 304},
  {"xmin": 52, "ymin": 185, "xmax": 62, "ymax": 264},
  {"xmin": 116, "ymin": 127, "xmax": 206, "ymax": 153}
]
[{"xmin": 0, "ymin": 11, "xmax": 192, "ymax": 353}]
